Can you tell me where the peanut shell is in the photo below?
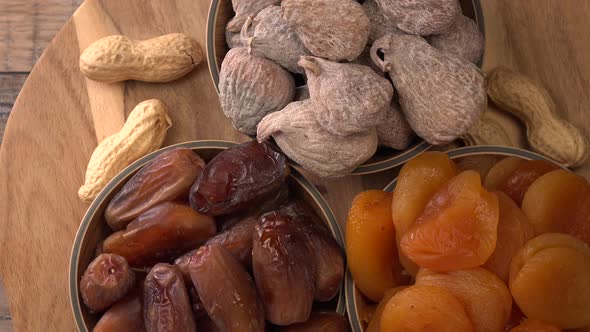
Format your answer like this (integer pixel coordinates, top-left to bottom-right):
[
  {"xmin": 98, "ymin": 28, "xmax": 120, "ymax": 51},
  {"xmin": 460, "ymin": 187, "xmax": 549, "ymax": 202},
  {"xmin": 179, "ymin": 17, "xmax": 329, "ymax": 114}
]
[
  {"xmin": 429, "ymin": 14, "xmax": 484, "ymax": 64},
  {"xmin": 461, "ymin": 111, "xmax": 514, "ymax": 147},
  {"xmin": 226, "ymin": 0, "xmax": 279, "ymax": 32},
  {"xmin": 371, "ymin": 33, "xmax": 486, "ymax": 145},
  {"xmin": 377, "ymin": 102, "xmax": 415, "ymax": 150},
  {"xmin": 242, "ymin": 6, "xmax": 311, "ymax": 74},
  {"xmin": 219, "ymin": 47, "xmax": 295, "ymax": 135},
  {"xmin": 299, "ymin": 56, "xmax": 392, "ymax": 136},
  {"xmin": 257, "ymin": 100, "xmax": 378, "ymax": 178},
  {"xmin": 375, "ymin": 0, "xmax": 461, "ymax": 35},
  {"xmin": 362, "ymin": 0, "xmax": 403, "ymax": 44},
  {"xmin": 282, "ymin": 0, "xmax": 370, "ymax": 61}
]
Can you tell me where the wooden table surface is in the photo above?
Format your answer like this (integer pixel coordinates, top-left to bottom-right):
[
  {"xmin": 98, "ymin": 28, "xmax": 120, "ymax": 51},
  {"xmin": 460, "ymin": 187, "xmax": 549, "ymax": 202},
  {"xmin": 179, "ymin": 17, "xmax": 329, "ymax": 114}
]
[{"xmin": 0, "ymin": 1, "xmax": 589, "ymax": 331}]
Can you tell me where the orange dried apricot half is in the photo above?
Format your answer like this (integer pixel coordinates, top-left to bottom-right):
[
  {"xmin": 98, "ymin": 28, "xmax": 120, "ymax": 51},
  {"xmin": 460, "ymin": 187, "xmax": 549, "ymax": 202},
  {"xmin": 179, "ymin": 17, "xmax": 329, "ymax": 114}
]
[
  {"xmin": 380, "ymin": 285, "xmax": 474, "ymax": 332},
  {"xmin": 366, "ymin": 287, "xmax": 407, "ymax": 332},
  {"xmin": 509, "ymin": 319, "xmax": 561, "ymax": 332},
  {"xmin": 346, "ymin": 190, "xmax": 404, "ymax": 302},
  {"xmin": 509, "ymin": 233, "xmax": 590, "ymax": 329},
  {"xmin": 391, "ymin": 151, "xmax": 458, "ymax": 275},
  {"xmin": 521, "ymin": 169, "xmax": 590, "ymax": 244},
  {"xmin": 400, "ymin": 170, "xmax": 499, "ymax": 272},
  {"xmin": 499, "ymin": 159, "xmax": 559, "ymax": 205},
  {"xmin": 484, "ymin": 156, "xmax": 524, "ymax": 191}
]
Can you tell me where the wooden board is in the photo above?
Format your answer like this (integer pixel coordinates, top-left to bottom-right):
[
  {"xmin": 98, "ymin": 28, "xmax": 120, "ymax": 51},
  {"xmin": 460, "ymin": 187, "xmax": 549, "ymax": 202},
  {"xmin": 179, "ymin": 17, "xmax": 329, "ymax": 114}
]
[{"xmin": 0, "ymin": 0, "xmax": 589, "ymax": 331}]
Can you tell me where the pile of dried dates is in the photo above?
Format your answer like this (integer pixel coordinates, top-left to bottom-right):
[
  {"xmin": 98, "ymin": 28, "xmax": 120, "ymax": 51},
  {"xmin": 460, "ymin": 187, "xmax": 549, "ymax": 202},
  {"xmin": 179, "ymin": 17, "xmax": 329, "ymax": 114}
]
[{"xmin": 79, "ymin": 141, "xmax": 347, "ymax": 331}]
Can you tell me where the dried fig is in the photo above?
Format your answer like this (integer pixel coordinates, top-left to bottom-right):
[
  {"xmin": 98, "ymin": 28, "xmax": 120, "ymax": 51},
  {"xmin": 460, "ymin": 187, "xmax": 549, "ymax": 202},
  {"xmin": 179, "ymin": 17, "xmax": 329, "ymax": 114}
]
[
  {"xmin": 281, "ymin": 312, "xmax": 351, "ymax": 331},
  {"xmin": 352, "ymin": 46, "xmax": 386, "ymax": 77},
  {"xmin": 226, "ymin": 30, "xmax": 242, "ymax": 49},
  {"xmin": 375, "ymin": 0, "xmax": 461, "ymax": 35},
  {"xmin": 429, "ymin": 14, "xmax": 484, "ymax": 64},
  {"xmin": 94, "ymin": 289, "xmax": 145, "ymax": 332},
  {"xmin": 144, "ymin": 264, "xmax": 195, "ymax": 332},
  {"xmin": 299, "ymin": 56, "xmax": 392, "ymax": 136},
  {"xmin": 189, "ymin": 141, "xmax": 289, "ymax": 216},
  {"xmin": 371, "ymin": 33, "xmax": 486, "ymax": 144},
  {"xmin": 105, "ymin": 148, "xmax": 205, "ymax": 231},
  {"xmin": 377, "ymin": 102, "xmax": 415, "ymax": 150},
  {"xmin": 80, "ymin": 253, "xmax": 135, "ymax": 313},
  {"xmin": 362, "ymin": 0, "xmax": 403, "ymax": 44},
  {"xmin": 226, "ymin": 0, "xmax": 279, "ymax": 32},
  {"xmin": 190, "ymin": 243, "xmax": 265, "ymax": 332},
  {"xmin": 103, "ymin": 202, "xmax": 216, "ymax": 267},
  {"xmin": 219, "ymin": 47, "xmax": 295, "ymax": 135},
  {"xmin": 279, "ymin": 201, "xmax": 344, "ymax": 301},
  {"xmin": 282, "ymin": 0, "xmax": 370, "ymax": 61},
  {"xmin": 295, "ymin": 85, "xmax": 310, "ymax": 101},
  {"xmin": 253, "ymin": 212, "xmax": 315, "ymax": 325},
  {"xmin": 242, "ymin": 6, "xmax": 310, "ymax": 74},
  {"xmin": 257, "ymin": 100, "xmax": 378, "ymax": 177}
]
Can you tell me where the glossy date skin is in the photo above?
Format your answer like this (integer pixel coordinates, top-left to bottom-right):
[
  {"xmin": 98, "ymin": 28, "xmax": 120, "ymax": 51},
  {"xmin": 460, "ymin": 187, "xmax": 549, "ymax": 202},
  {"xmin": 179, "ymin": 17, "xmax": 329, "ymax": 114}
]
[
  {"xmin": 253, "ymin": 212, "xmax": 316, "ymax": 325},
  {"xmin": 105, "ymin": 148, "xmax": 206, "ymax": 230},
  {"xmin": 189, "ymin": 141, "xmax": 289, "ymax": 216},
  {"xmin": 281, "ymin": 312, "xmax": 351, "ymax": 332},
  {"xmin": 189, "ymin": 244, "xmax": 265, "ymax": 332},
  {"xmin": 143, "ymin": 264, "xmax": 195, "ymax": 332},
  {"xmin": 206, "ymin": 216, "xmax": 258, "ymax": 268},
  {"xmin": 103, "ymin": 202, "xmax": 216, "ymax": 267},
  {"xmin": 94, "ymin": 289, "xmax": 146, "ymax": 332},
  {"xmin": 279, "ymin": 201, "xmax": 345, "ymax": 301},
  {"xmin": 80, "ymin": 253, "xmax": 135, "ymax": 313}
]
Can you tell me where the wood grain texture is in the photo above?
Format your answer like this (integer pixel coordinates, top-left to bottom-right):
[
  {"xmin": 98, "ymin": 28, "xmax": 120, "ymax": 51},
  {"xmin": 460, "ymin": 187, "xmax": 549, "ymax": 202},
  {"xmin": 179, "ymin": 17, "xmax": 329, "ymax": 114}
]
[
  {"xmin": 0, "ymin": 74, "xmax": 27, "ymax": 145},
  {"xmin": 0, "ymin": 0, "xmax": 588, "ymax": 331}
]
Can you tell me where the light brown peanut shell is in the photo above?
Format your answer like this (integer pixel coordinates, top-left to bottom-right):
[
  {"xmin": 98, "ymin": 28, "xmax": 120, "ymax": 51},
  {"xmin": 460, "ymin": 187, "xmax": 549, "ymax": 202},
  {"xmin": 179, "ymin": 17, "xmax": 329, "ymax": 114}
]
[
  {"xmin": 377, "ymin": 102, "xmax": 415, "ymax": 150},
  {"xmin": 78, "ymin": 100, "xmax": 172, "ymax": 202},
  {"xmin": 242, "ymin": 6, "xmax": 311, "ymax": 74},
  {"xmin": 80, "ymin": 34, "xmax": 202, "ymax": 83},
  {"xmin": 461, "ymin": 111, "xmax": 513, "ymax": 147},
  {"xmin": 299, "ymin": 56, "xmax": 392, "ymax": 136},
  {"xmin": 219, "ymin": 47, "xmax": 295, "ymax": 135},
  {"xmin": 226, "ymin": 0, "xmax": 279, "ymax": 32},
  {"xmin": 429, "ymin": 14, "xmax": 484, "ymax": 64},
  {"xmin": 487, "ymin": 67, "xmax": 590, "ymax": 167},
  {"xmin": 371, "ymin": 33, "xmax": 486, "ymax": 145},
  {"xmin": 282, "ymin": 0, "xmax": 370, "ymax": 61},
  {"xmin": 362, "ymin": 0, "xmax": 403, "ymax": 44},
  {"xmin": 375, "ymin": 0, "xmax": 461, "ymax": 35},
  {"xmin": 257, "ymin": 100, "xmax": 378, "ymax": 178}
]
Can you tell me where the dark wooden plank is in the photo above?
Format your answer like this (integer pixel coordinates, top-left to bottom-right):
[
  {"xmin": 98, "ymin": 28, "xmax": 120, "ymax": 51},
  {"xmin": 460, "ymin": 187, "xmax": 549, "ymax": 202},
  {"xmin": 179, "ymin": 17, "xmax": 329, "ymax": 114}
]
[
  {"xmin": 0, "ymin": 74, "xmax": 28, "ymax": 144},
  {"xmin": 0, "ymin": 0, "xmax": 83, "ymax": 72}
]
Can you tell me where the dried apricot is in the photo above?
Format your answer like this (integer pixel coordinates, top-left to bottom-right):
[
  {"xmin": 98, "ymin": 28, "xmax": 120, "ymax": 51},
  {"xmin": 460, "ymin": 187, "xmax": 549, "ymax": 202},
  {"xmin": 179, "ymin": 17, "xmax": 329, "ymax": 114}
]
[
  {"xmin": 521, "ymin": 169, "xmax": 590, "ymax": 244},
  {"xmin": 499, "ymin": 160, "xmax": 559, "ymax": 205},
  {"xmin": 366, "ymin": 287, "xmax": 406, "ymax": 332},
  {"xmin": 346, "ymin": 190, "xmax": 403, "ymax": 302},
  {"xmin": 483, "ymin": 157, "xmax": 524, "ymax": 191},
  {"xmin": 400, "ymin": 171, "xmax": 499, "ymax": 272},
  {"xmin": 509, "ymin": 319, "xmax": 561, "ymax": 332},
  {"xmin": 391, "ymin": 151, "xmax": 458, "ymax": 275},
  {"xmin": 509, "ymin": 233, "xmax": 590, "ymax": 329},
  {"xmin": 416, "ymin": 268, "xmax": 512, "ymax": 332},
  {"xmin": 484, "ymin": 192, "xmax": 535, "ymax": 281},
  {"xmin": 380, "ymin": 285, "xmax": 474, "ymax": 332}
]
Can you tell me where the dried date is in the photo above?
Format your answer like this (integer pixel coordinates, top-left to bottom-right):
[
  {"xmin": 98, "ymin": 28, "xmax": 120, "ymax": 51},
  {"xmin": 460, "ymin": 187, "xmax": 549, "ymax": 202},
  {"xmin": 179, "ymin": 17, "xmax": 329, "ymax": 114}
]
[
  {"xmin": 206, "ymin": 216, "xmax": 258, "ymax": 268},
  {"xmin": 281, "ymin": 312, "xmax": 351, "ymax": 332},
  {"xmin": 94, "ymin": 289, "xmax": 145, "ymax": 332}
]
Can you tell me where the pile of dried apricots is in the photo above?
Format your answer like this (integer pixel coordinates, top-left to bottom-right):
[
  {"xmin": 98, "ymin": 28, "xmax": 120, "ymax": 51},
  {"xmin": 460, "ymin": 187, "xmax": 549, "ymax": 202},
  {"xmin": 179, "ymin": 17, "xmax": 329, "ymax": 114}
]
[{"xmin": 346, "ymin": 151, "xmax": 590, "ymax": 332}]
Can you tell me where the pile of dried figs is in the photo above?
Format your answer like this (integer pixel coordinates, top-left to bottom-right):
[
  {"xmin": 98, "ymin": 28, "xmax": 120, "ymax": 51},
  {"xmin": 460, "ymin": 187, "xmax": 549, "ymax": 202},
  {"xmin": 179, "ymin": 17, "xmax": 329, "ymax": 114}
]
[
  {"xmin": 78, "ymin": 141, "xmax": 347, "ymax": 331},
  {"xmin": 346, "ymin": 152, "xmax": 590, "ymax": 331},
  {"xmin": 219, "ymin": 0, "xmax": 485, "ymax": 177}
]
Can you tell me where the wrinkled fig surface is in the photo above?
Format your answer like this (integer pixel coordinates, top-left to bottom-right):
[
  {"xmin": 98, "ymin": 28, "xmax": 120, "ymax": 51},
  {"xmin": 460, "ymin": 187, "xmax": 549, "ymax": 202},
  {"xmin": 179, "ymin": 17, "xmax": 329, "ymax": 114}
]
[
  {"xmin": 189, "ymin": 141, "xmax": 289, "ymax": 216},
  {"xmin": 219, "ymin": 47, "xmax": 295, "ymax": 135},
  {"xmin": 362, "ymin": 0, "xmax": 403, "ymax": 44},
  {"xmin": 242, "ymin": 6, "xmax": 311, "ymax": 74},
  {"xmin": 226, "ymin": 30, "xmax": 242, "ymax": 49},
  {"xmin": 105, "ymin": 148, "xmax": 205, "ymax": 231},
  {"xmin": 429, "ymin": 14, "xmax": 484, "ymax": 64},
  {"xmin": 294, "ymin": 85, "xmax": 310, "ymax": 101},
  {"xmin": 253, "ymin": 212, "xmax": 315, "ymax": 325},
  {"xmin": 257, "ymin": 100, "xmax": 378, "ymax": 177},
  {"xmin": 375, "ymin": 0, "xmax": 461, "ymax": 35},
  {"xmin": 353, "ymin": 46, "xmax": 386, "ymax": 77},
  {"xmin": 377, "ymin": 102, "xmax": 415, "ymax": 150},
  {"xmin": 226, "ymin": 0, "xmax": 279, "ymax": 32},
  {"xmin": 282, "ymin": 0, "xmax": 370, "ymax": 61},
  {"xmin": 300, "ymin": 56, "xmax": 393, "ymax": 136},
  {"xmin": 144, "ymin": 264, "xmax": 195, "ymax": 332},
  {"xmin": 190, "ymin": 244, "xmax": 265, "ymax": 332},
  {"xmin": 371, "ymin": 33, "xmax": 486, "ymax": 144}
]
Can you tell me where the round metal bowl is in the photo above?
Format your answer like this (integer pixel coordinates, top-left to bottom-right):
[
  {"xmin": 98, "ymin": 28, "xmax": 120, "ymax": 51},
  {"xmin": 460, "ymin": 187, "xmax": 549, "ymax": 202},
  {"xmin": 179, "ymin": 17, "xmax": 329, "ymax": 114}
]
[
  {"xmin": 69, "ymin": 140, "xmax": 346, "ymax": 331},
  {"xmin": 344, "ymin": 145, "xmax": 566, "ymax": 332},
  {"xmin": 205, "ymin": 0, "xmax": 485, "ymax": 175}
]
